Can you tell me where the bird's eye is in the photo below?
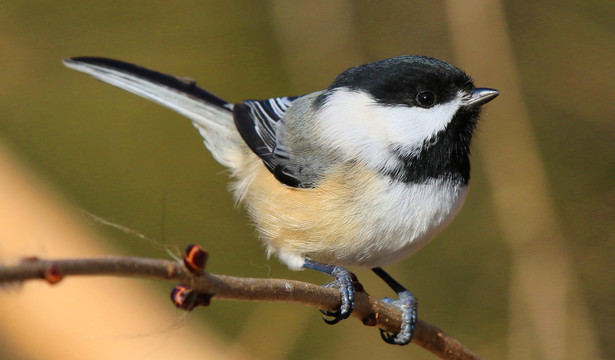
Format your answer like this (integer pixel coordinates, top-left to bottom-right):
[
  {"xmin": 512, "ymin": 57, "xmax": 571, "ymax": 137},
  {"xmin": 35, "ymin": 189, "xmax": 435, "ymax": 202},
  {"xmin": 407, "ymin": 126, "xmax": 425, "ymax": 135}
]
[{"xmin": 416, "ymin": 91, "xmax": 436, "ymax": 108}]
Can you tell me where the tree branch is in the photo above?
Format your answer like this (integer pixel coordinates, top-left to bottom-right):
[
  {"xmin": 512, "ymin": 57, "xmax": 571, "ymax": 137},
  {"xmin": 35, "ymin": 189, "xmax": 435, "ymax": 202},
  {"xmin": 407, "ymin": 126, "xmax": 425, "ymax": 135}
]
[{"xmin": 0, "ymin": 255, "xmax": 481, "ymax": 360}]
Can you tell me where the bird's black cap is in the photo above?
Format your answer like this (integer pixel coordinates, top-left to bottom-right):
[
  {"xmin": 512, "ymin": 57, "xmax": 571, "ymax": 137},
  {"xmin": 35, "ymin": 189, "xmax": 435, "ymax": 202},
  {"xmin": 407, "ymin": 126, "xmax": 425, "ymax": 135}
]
[{"xmin": 317, "ymin": 55, "xmax": 474, "ymax": 108}]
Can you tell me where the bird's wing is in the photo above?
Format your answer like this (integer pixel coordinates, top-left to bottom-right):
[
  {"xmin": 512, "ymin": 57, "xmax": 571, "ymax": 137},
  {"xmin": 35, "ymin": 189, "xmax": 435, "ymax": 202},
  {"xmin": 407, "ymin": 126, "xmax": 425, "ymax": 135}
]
[{"xmin": 234, "ymin": 96, "xmax": 314, "ymax": 188}]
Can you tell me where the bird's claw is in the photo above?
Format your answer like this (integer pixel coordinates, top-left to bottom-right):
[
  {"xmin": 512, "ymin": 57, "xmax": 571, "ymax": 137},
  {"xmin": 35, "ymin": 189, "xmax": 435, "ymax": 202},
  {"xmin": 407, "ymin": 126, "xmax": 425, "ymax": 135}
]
[
  {"xmin": 319, "ymin": 308, "xmax": 344, "ymax": 325},
  {"xmin": 379, "ymin": 291, "xmax": 417, "ymax": 345},
  {"xmin": 319, "ymin": 267, "xmax": 355, "ymax": 324},
  {"xmin": 302, "ymin": 260, "xmax": 356, "ymax": 326}
]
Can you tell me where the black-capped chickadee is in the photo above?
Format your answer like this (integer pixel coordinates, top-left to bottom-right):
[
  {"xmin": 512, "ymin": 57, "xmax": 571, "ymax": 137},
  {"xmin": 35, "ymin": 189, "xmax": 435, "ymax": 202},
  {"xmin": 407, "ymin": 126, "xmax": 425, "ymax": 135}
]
[{"xmin": 63, "ymin": 55, "xmax": 498, "ymax": 345}]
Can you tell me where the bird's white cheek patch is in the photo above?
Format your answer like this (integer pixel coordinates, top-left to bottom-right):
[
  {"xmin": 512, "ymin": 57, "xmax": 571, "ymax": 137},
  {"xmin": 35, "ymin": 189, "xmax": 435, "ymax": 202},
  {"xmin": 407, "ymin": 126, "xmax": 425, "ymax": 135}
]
[
  {"xmin": 315, "ymin": 89, "xmax": 463, "ymax": 171},
  {"xmin": 373, "ymin": 96, "xmax": 463, "ymax": 154},
  {"xmin": 316, "ymin": 89, "xmax": 399, "ymax": 170}
]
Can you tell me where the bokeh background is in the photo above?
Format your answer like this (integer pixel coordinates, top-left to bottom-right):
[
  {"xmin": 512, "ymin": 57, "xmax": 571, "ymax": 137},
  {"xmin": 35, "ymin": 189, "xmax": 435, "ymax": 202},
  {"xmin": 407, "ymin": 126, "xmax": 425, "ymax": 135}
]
[{"xmin": 0, "ymin": 1, "xmax": 613, "ymax": 359}]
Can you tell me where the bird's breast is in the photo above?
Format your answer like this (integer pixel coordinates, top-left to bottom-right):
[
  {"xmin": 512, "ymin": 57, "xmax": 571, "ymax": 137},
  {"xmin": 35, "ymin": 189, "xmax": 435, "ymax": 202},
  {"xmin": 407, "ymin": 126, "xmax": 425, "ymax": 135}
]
[{"xmin": 235, "ymin": 157, "xmax": 468, "ymax": 269}]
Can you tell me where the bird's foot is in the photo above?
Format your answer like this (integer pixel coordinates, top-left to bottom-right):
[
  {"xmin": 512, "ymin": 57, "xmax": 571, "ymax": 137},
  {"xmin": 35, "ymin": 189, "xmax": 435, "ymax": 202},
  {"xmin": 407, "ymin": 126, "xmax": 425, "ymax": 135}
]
[
  {"xmin": 379, "ymin": 290, "xmax": 417, "ymax": 345},
  {"xmin": 319, "ymin": 268, "xmax": 356, "ymax": 324},
  {"xmin": 303, "ymin": 259, "xmax": 356, "ymax": 325}
]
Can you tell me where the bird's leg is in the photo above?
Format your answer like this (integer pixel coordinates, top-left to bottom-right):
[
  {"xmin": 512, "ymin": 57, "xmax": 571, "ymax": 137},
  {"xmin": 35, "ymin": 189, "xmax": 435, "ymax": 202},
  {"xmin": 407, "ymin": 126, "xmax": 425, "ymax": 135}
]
[
  {"xmin": 303, "ymin": 259, "xmax": 356, "ymax": 324},
  {"xmin": 372, "ymin": 267, "xmax": 417, "ymax": 345}
]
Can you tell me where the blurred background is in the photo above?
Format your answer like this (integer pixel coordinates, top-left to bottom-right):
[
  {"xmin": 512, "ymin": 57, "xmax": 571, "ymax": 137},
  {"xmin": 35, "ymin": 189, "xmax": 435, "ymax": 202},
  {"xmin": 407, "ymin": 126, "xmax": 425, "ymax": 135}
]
[{"xmin": 0, "ymin": 1, "xmax": 613, "ymax": 359}]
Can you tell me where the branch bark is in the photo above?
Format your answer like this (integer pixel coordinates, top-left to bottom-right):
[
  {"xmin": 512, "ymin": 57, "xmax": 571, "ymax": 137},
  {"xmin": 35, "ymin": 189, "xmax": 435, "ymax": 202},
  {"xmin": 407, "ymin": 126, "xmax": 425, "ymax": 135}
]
[{"xmin": 0, "ymin": 256, "xmax": 481, "ymax": 360}]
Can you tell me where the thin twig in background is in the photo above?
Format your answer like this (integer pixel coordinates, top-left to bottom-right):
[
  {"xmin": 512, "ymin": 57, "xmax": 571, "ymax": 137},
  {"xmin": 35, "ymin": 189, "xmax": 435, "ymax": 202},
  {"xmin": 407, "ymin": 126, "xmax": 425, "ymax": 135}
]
[
  {"xmin": 445, "ymin": 1, "xmax": 601, "ymax": 359},
  {"xmin": 0, "ymin": 255, "xmax": 481, "ymax": 360}
]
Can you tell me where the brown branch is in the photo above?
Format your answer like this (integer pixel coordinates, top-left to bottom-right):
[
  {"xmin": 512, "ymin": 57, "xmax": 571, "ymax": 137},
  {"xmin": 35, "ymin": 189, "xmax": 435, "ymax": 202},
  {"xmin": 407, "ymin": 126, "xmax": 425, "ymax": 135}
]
[{"xmin": 0, "ymin": 256, "xmax": 481, "ymax": 360}]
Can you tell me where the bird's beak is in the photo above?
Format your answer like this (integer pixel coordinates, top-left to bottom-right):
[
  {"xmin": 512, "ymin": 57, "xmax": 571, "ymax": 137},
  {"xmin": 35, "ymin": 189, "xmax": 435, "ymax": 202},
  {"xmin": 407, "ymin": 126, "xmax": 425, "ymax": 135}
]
[{"xmin": 464, "ymin": 88, "xmax": 499, "ymax": 107}]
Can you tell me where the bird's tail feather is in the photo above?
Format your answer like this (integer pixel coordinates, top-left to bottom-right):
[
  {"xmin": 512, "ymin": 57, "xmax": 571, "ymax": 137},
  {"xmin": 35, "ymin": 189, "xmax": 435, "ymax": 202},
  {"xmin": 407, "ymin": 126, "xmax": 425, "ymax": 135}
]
[{"xmin": 63, "ymin": 57, "xmax": 246, "ymax": 170}]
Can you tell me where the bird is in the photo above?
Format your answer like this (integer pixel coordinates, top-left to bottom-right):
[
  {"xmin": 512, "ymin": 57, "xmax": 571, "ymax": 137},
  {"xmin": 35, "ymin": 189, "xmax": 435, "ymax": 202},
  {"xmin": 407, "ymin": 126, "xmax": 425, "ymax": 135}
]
[{"xmin": 63, "ymin": 55, "xmax": 498, "ymax": 345}]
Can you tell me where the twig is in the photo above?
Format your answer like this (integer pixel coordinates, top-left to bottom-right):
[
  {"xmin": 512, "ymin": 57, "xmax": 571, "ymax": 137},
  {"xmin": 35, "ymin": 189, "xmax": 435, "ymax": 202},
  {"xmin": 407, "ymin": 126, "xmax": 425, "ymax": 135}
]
[{"xmin": 0, "ymin": 255, "xmax": 481, "ymax": 360}]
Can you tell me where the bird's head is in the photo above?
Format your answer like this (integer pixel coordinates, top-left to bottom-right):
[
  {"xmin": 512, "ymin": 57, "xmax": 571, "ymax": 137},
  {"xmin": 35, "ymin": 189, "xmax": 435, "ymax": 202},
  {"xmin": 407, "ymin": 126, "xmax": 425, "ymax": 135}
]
[{"xmin": 314, "ymin": 55, "xmax": 498, "ymax": 184}]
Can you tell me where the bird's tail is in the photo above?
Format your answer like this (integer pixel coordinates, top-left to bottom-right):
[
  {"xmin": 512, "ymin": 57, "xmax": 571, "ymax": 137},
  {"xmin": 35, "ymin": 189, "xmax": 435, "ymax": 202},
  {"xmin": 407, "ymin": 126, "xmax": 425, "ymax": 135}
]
[{"xmin": 63, "ymin": 57, "xmax": 247, "ymax": 170}]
